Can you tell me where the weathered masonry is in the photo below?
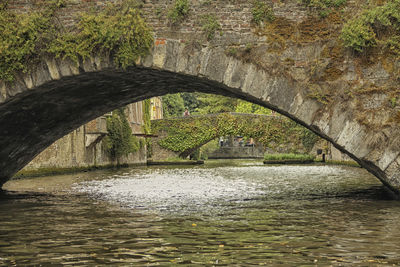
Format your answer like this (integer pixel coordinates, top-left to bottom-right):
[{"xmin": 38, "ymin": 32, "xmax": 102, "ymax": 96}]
[{"xmin": 1, "ymin": 1, "xmax": 399, "ymax": 196}]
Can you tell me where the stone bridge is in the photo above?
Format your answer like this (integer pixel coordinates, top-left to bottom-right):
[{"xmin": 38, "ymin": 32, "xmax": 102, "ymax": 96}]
[
  {"xmin": 1, "ymin": 1, "xmax": 399, "ymax": 196},
  {"xmin": 150, "ymin": 112, "xmax": 316, "ymax": 158}
]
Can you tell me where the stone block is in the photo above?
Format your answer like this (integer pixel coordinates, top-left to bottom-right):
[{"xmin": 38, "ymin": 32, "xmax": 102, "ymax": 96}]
[
  {"xmin": 152, "ymin": 40, "xmax": 167, "ymax": 68},
  {"xmin": 204, "ymin": 50, "xmax": 229, "ymax": 83},
  {"xmin": 292, "ymin": 99, "xmax": 319, "ymax": 126},
  {"xmin": 82, "ymin": 57, "xmax": 97, "ymax": 73},
  {"xmin": 379, "ymin": 150, "xmax": 400, "ymax": 171},
  {"xmin": 58, "ymin": 59, "xmax": 74, "ymax": 77},
  {"xmin": 0, "ymin": 82, "xmax": 6, "ymax": 103},
  {"xmin": 163, "ymin": 40, "xmax": 180, "ymax": 72},
  {"xmin": 22, "ymin": 73, "xmax": 34, "ymax": 89},
  {"xmin": 45, "ymin": 58, "xmax": 61, "ymax": 80},
  {"xmin": 32, "ymin": 62, "xmax": 52, "ymax": 88},
  {"xmin": 6, "ymin": 78, "xmax": 25, "ymax": 97}
]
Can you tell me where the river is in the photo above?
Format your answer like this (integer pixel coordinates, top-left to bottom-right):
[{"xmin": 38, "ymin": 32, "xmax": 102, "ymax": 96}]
[{"xmin": 1, "ymin": 160, "xmax": 400, "ymax": 266}]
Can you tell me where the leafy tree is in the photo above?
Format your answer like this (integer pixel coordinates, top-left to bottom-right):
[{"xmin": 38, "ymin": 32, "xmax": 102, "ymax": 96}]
[
  {"xmin": 235, "ymin": 99, "xmax": 271, "ymax": 115},
  {"xmin": 165, "ymin": 93, "xmax": 272, "ymax": 116},
  {"xmin": 181, "ymin": 92, "xmax": 201, "ymax": 113},
  {"xmin": 196, "ymin": 93, "xmax": 237, "ymax": 114},
  {"xmin": 105, "ymin": 108, "xmax": 139, "ymax": 164},
  {"xmin": 162, "ymin": 93, "xmax": 185, "ymax": 118}
]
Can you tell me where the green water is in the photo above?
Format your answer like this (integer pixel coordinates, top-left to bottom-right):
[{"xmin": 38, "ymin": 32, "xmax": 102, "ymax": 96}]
[{"xmin": 1, "ymin": 160, "xmax": 400, "ymax": 266}]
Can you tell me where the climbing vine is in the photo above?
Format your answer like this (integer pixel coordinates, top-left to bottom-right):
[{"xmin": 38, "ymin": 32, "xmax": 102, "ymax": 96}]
[
  {"xmin": 104, "ymin": 108, "xmax": 140, "ymax": 163},
  {"xmin": 152, "ymin": 113, "xmax": 320, "ymax": 157},
  {"xmin": 0, "ymin": 0, "xmax": 153, "ymax": 82}
]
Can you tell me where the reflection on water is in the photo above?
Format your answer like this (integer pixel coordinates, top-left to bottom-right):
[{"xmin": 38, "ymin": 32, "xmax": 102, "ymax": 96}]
[{"xmin": 2, "ymin": 161, "xmax": 400, "ymax": 265}]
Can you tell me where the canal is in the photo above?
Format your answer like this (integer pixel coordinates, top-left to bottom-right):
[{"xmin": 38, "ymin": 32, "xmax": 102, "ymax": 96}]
[{"xmin": 1, "ymin": 160, "xmax": 400, "ymax": 265}]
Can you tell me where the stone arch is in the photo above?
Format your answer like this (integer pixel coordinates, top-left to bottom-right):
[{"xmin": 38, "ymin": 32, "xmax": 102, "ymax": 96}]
[{"xmin": 0, "ymin": 39, "xmax": 399, "ymax": 197}]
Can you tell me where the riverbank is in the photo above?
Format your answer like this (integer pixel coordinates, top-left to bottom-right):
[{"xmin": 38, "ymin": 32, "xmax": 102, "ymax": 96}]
[
  {"xmin": 12, "ymin": 163, "xmax": 146, "ymax": 180},
  {"xmin": 10, "ymin": 158, "xmax": 360, "ymax": 181}
]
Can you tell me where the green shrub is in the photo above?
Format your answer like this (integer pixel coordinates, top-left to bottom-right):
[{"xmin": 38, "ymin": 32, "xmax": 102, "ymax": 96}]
[
  {"xmin": 0, "ymin": 0, "xmax": 153, "ymax": 82},
  {"xmin": 340, "ymin": 1, "xmax": 400, "ymax": 54},
  {"xmin": 252, "ymin": 0, "xmax": 274, "ymax": 25},
  {"xmin": 201, "ymin": 14, "xmax": 221, "ymax": 40},
  {"xmin": 264, "ymin": 153, "xmax": 315, "ymax": 161},
  {"xmin": 49, "ymin": 1, "xmax": 153, "ymax": 68},
  {"xmin": 0, "ymin": 7, "xmax": 57, "ymax": 81},
  {"xmin": 167, "ymin": 0, "xmax": 190, "ymax": 24}
]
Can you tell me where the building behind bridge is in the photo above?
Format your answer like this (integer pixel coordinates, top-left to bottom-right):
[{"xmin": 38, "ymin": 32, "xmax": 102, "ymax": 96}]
[{"xmin": 22, "ymin": 98, "xmax": 163, "ymax": 172}]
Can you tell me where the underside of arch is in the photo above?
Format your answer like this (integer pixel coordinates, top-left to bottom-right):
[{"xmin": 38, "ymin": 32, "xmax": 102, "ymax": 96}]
[{"xmin": 0, "ymin": 63, "xmax": 399, "ymax": 198}]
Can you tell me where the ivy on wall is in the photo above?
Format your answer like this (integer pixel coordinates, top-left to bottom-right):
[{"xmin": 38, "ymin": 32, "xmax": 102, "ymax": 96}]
[
  {"xmin": 151, "ymin": 113, "xmax": 320, "ymax": 157},
  {"xmin": 0, "ymin": 0, "xmax": 153, "ymax": 82}
]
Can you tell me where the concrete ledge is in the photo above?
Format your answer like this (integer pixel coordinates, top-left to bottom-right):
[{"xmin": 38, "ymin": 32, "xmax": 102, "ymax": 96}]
[{"xmin": 147, "ymin": 160, "xmax": 204, "ymax": 166}]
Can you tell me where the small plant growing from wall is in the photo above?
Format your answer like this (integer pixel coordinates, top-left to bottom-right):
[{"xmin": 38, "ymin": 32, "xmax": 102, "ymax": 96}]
[
  {"xmin": 201, "ymin": 14, "xmax": 222, "ymax": 40},
  {"xmin": 252, "ymin": 0, "xmax": 274, "ymax": 26},
  {"xmin": 167, "ymin": 0, "xmax": 190, "ymax": 24},
  {"xmin": 301, "ymin": 0, "xmax": 347, "ymax": 18},
  {"xmin": 391, "ymin": 97, "xmax": 398, "ymax": 108}
]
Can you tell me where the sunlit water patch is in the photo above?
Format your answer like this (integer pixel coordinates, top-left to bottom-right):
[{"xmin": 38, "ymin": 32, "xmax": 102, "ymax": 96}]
[
  {"xmin": 73, "ymin": 168, "xmax": 266, "ymax": 213},
  {"xmin": 73, "ymin": 165, "xmax": 383, "ymax": 214}
]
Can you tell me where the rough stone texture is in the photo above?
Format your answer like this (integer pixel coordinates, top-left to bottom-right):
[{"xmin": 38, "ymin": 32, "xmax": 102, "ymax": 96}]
[{"xmin": 1, "ymin": 0, "xmax": 400, "ymax": 197}]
